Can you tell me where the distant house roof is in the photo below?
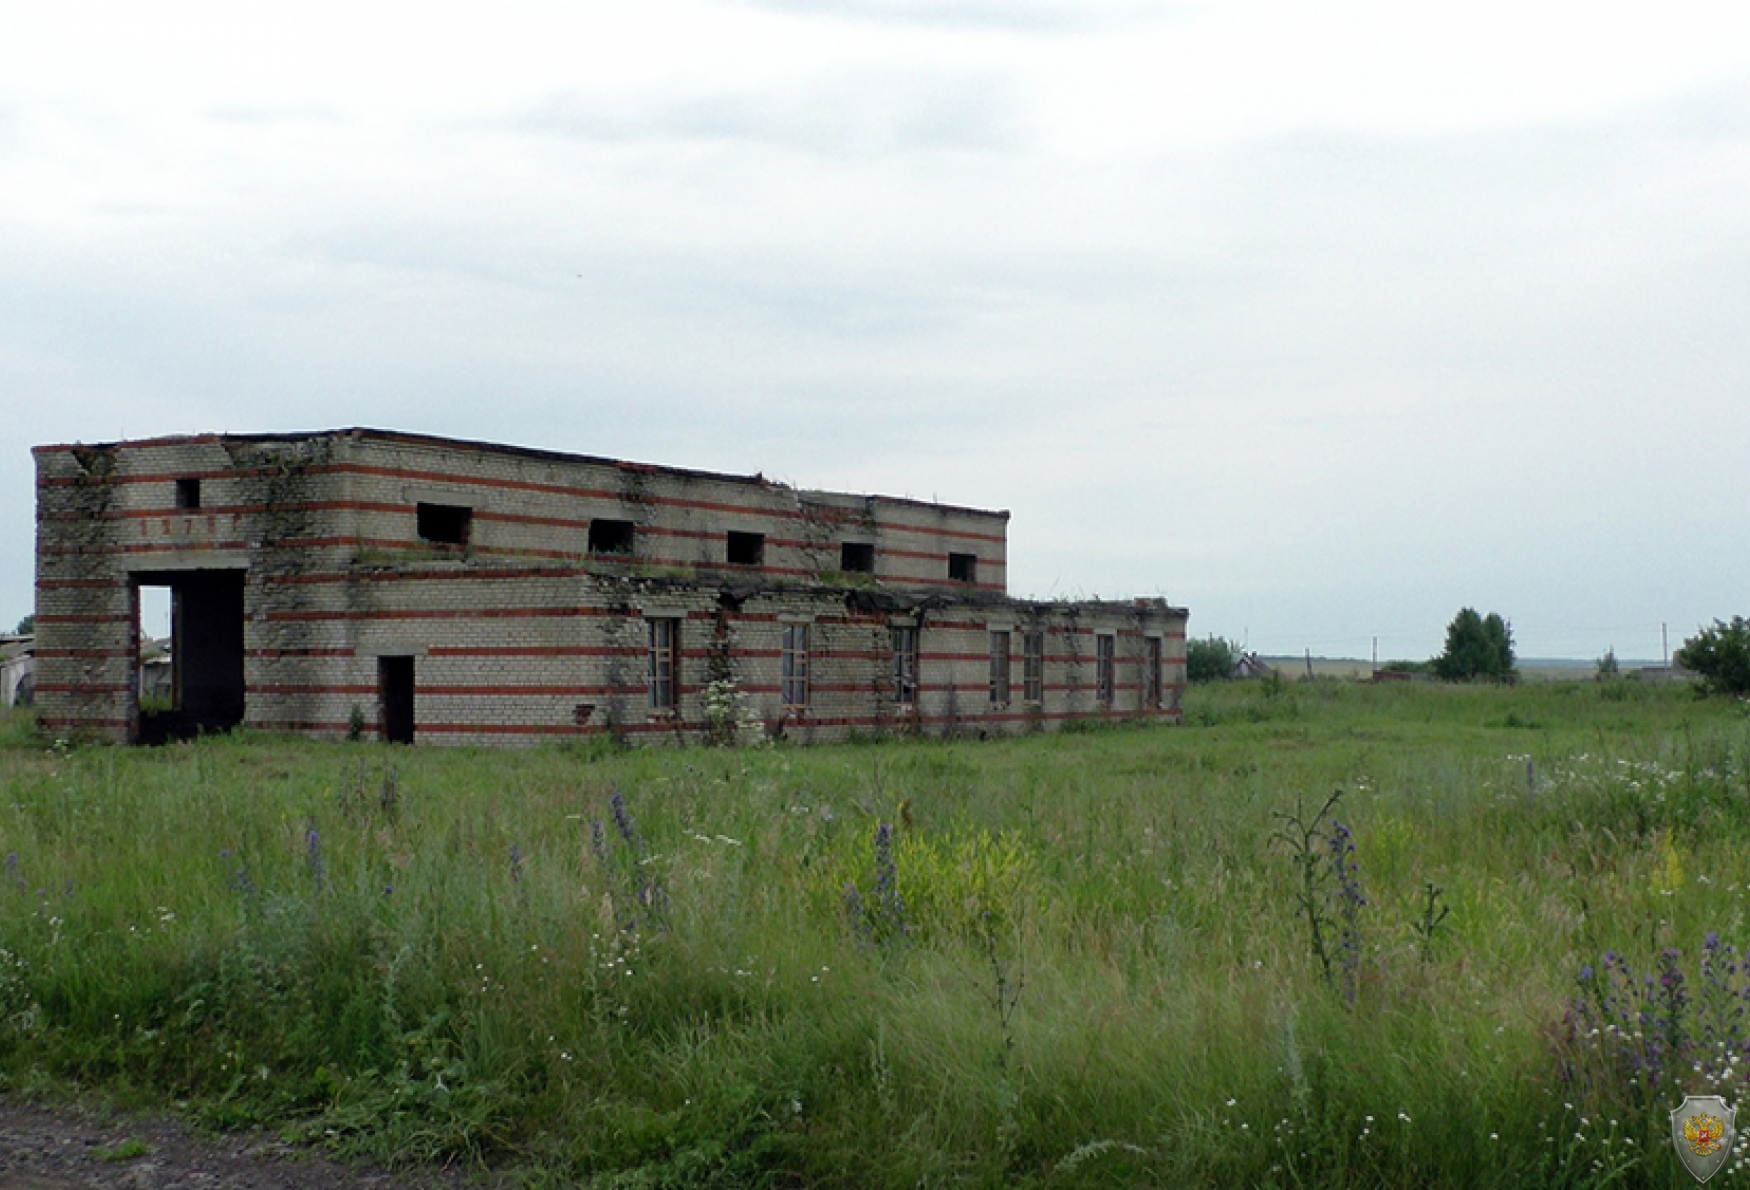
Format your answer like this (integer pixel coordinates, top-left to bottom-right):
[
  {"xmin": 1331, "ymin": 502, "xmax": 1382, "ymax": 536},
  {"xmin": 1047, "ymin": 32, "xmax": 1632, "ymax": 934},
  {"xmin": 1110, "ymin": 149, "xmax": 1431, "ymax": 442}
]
[{"xmin": 1232, "ymin": 652, "xmax": 1275, "ymax": 680}]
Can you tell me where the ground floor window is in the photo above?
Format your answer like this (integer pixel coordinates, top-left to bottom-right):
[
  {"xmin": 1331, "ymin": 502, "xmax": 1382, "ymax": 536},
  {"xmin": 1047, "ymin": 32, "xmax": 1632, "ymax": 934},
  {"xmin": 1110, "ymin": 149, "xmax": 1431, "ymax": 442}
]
[
  {"xmin": 648, "ymin": 618, "xmax": 679, "ymax": 711},
  {"xmin": 782, "ymin": 623, "xmax": 809, "ymax": 711},
  {"xmin": 892, "ymin": 626, "xmax": 919, "ymax": 705},
  {"xmin": 1096, "ymin": 633, "xmax": 1115, "ymax": 705},
  {"xmin": 989, "ymin": 631, "xmax": 1011, "ymax": 705},
  {"xmin": 1023, "ymin": 631, "xmax": 1044, "ymax": 704},
  {"xmin": 1146, "ymin": 637, "xmax": 1163, "ymax": 707}
]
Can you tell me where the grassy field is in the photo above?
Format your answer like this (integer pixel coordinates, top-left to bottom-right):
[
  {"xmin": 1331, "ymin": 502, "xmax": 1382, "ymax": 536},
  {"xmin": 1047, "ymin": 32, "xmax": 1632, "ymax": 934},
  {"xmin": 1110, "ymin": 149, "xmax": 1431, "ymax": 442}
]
[{"xmin": 3, "ymin": 679, "xmax": 1750, "ymax": 1187}]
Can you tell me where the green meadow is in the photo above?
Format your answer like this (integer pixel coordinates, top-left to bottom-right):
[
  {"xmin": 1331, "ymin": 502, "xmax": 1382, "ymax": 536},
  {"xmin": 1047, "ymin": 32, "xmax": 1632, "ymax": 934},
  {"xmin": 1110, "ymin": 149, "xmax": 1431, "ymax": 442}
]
[{"xmin": 3, "ymin": 679, "xmax": 1750, "ymax": 1187}]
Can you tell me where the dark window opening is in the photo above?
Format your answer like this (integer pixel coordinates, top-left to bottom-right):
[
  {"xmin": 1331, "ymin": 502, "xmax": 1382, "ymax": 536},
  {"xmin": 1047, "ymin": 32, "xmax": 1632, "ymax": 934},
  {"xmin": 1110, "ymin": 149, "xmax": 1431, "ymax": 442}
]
[
  {"xmin": 727, "ymin": 531, "xmax": 765, "ymax": 566},
  {"xmin": 1096, "ymin": 634, "xmax": 1116, "ymax": 705},
  {"xmin": 949, "ymin": 553, "xmax": 977, "ymax": 583},
  {"xmin": 175, "ymin": 478, "xmax": 201, "ymax": 510},
  {"xmin": 417, "ymin": 502, "xmax": 471, "ymax": 546},
  {"xmin": 379, "ymin": 656, "xmax": 415, "ymax": 744},
  {"xmin": 782, "ymin": 623, "xmax": 809, "ymax": 710},
  {"xmin": 1146, "ymin": 638, "xmax": 1164, "ymax": 708},
  {"xmin": 892, "ymin": 626, "xmax": 919, "ymax": 705},
  {"xmin": 989, "ymin": 631, "xmax": 1011, "ymax": 706},
  {"xmin": 1023, "ymin": 631, "xmax": 1044, "ymax": 704},
  {"xmin": 589, "ymin": 519, "xmax": 635, "ymax": 555},
  {"xmin": 648, "ymin": 618, "xmax": 679, "ymax": 711},
  {"xmin": 840, "ymin": 542, "xmax": 875, "ymax": 573}
]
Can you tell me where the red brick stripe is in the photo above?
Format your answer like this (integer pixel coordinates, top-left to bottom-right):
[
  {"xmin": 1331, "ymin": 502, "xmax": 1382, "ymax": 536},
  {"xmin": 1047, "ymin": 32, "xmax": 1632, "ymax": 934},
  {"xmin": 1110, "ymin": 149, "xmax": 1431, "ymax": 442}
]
[{"xmin": 35, "ymin": 456, "xmax": 1010, "ymax": 544}]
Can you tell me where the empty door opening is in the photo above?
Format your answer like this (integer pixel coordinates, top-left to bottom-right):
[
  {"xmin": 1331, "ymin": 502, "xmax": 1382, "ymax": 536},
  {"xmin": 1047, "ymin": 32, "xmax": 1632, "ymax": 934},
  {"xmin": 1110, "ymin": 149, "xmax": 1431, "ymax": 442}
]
[
  {"xmin": 131, "ymin": 570, "xmax": 246, "ymax": 744},
  {"xmin": 379, "ymin": 656, "xmax": 415, "ymax": 744}
]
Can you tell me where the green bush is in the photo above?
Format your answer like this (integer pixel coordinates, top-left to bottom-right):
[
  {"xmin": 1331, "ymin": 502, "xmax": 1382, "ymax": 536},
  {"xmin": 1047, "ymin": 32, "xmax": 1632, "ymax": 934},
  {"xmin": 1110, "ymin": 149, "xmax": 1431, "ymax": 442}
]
[
  {"xmin": 1185, "ymin": 635, "xmax": 1239, "ymax": 683},
  {"xmin": 1676, "ymin": 616, "xmax": 1750, "ymax": 695},
  {"xmin": 1432, "ymin": 608, "xmax": 1515, "ymax": 682}
]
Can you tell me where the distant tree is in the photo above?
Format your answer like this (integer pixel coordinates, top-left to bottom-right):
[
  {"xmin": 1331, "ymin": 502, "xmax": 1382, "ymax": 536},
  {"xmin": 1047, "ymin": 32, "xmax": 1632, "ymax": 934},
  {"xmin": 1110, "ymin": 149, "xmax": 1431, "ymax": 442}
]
[
  {"xmin": 1596, "ymin": 648, "xmax": 1619, "ymax": 678},
  {"xmin": 1432, "ymin": 608, "xmax": 1515, "ymax": 682},
  {"xmin": 12, "ymin": 614, "xmax": 31, "ymax": 636},
  {"xmin": 1676, "ymin": 618, "xmax": 1750, "ymax": 696},
  {"xmin": 1187, "ymin": 635, "xmax": 1241, "ymax": 683}
]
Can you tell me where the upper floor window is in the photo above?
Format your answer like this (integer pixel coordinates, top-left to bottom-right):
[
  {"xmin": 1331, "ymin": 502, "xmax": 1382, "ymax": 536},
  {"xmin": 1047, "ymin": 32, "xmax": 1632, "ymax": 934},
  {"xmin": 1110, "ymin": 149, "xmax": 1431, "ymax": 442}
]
[
  {"xmin": 1022, "ymin": 631, "xmax": 1044, "ymax": 705},
  {"xmin": 727, "ymin": 531, "xmax": 765, "ymax": 566},
  {"xmin": 1096, "ymin": 634, "xmax": 1116, "ymax": 705},
  {"xmin": 589, "ymin": 519, "xmax": 635, "ymax": 555},
  {"xmin": 417, "ymin": 502, "xmax": 471, "ymax": 546},
  {"xmin": 891, "ymin": 626, "xmax": 919, "ymax": 705},
  {"xmin": 989, "ymin": 631, "xmax": 1011, "ymax": 706},
  {"xmin": 648, "ymin": 618, "xmax": 680, "ymax": 711},
  {"xmin": 840, "ymin": 542, "xmax": 875, "ymax": 573},
  {"xmin": 174, "ymin": 478, "xmax": 201, "ymax": 510},
  {"xmin": 948, "ymin": 553, "xmax": 977, "ymax": 584},
  {"xmin": 782, "ymin": 623, "xmax": 809, "ymax": 710}
]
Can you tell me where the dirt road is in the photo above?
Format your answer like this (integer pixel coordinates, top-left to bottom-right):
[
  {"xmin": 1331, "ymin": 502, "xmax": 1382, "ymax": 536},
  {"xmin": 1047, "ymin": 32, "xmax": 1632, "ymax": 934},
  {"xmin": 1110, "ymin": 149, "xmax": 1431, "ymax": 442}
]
[{"xmin": 0, "ymin": 1098, "xmax": 489, "ymax": 1190}]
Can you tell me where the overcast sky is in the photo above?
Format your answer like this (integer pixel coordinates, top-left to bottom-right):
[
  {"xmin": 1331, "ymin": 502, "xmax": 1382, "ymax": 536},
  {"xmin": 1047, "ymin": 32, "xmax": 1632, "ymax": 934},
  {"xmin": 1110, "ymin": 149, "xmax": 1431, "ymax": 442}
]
[{"xmin": 4, "ymin": 1, "xmax": 1747, "ymax": 661}]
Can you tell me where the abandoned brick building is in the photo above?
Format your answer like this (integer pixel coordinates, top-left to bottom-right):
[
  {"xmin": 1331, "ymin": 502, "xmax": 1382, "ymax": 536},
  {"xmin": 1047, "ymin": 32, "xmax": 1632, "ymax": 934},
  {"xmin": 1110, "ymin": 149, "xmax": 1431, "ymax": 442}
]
[{"xmin": 33, "ymin": 429, "xmax": 1188, "ymax": 746}]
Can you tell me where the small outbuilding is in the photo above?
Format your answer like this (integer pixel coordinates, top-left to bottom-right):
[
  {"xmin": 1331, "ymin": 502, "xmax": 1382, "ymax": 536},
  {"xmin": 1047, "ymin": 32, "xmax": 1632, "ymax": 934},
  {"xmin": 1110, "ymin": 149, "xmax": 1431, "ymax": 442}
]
[{"xmin": 0, "ymin": 635, "xmax": 33, "ymax": 708}]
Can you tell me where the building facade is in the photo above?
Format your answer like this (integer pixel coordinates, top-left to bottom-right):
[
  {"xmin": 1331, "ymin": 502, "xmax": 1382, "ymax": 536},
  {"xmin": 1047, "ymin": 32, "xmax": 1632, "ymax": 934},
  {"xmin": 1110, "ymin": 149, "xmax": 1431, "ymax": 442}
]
[{"xmin": 33, "ymin": 429, "xmax": 1186, "ymax": 746}]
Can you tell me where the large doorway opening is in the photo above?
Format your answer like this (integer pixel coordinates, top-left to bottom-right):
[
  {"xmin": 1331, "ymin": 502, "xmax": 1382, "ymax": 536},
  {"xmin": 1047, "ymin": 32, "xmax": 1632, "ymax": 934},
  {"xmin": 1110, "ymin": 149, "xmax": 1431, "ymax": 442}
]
[
  {"xmin": 378, "ymin": 656, "xmax": 415, "ymax": 744},
  {"xmin": 132, "ymin": 570, "xmax": 246, "ymax": 745}
]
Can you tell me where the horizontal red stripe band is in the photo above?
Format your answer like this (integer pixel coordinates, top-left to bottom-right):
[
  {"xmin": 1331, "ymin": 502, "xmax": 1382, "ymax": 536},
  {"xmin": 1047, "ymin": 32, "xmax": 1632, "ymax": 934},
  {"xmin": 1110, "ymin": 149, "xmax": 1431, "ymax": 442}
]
[{"xmin": 37, "ymin": 456, "xmax": 1009, "ymax": 544}]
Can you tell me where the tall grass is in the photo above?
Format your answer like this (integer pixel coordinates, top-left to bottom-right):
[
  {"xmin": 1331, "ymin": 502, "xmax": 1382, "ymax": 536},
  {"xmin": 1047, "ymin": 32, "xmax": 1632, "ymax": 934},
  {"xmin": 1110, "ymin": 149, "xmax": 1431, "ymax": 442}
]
[{"xmin": 3, "ymin": 682, "xmax": 1750, "ymax": 1186}]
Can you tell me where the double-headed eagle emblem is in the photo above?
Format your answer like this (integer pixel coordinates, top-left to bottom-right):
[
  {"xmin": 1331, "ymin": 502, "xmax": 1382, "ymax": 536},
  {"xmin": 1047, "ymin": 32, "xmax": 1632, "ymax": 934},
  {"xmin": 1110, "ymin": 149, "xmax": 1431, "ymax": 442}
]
[
  {"xmin": 1672, "ymin": 1095, "xmax": 1736, "ymax": 1183},
  {"xmin": 1686, "ymin": 1111, "xmax": 1726, "ymax": 1156}
]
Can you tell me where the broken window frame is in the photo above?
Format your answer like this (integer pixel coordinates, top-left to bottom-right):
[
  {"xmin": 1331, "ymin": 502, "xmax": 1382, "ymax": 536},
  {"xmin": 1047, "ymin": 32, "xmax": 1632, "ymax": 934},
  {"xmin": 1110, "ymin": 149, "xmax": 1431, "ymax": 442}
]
[
  {"xmin": 782, "ymin": 622, "xmax": 809, "ymax": 711},
  {"xmin": 648, "ymin": 618, "xmax": 680, "ymax": 712},
  {"xmin": 891, "ymin": 625, "xmax": 919, "ymax": 706},
  {"xmin": 1022, "ymin": 631, "xmax": 1044, "ymax": 705},
  {"xmin": 948, "ymin": 552, "xmax": 977, "ymax": 584},
  {"xmin": 989, "ymin": 630, "xmax": 1011, "ymax": 706}
]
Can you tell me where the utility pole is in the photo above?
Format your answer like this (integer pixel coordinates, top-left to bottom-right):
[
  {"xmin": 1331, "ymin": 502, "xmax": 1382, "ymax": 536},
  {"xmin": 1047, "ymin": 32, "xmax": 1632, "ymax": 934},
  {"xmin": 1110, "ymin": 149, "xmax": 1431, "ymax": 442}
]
[{"xmin": 1663, "ymin": 622, "xmax": 1669, "ymax": 668}]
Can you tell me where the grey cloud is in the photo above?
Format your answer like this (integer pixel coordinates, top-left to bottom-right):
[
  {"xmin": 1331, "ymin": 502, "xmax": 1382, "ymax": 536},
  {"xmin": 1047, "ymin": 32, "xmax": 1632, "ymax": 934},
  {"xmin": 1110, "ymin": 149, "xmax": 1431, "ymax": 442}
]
[{"xmin": 506, "ymin": 69, "xmax": 1027, "ymax": 156}]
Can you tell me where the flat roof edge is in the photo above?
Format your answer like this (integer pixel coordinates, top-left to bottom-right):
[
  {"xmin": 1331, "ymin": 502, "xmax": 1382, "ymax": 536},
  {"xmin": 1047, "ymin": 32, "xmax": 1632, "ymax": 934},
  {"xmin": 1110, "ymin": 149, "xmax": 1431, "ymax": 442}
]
[{"xmin": 33, "ymin": 428, "xmax": 1010, "ymax": 521}]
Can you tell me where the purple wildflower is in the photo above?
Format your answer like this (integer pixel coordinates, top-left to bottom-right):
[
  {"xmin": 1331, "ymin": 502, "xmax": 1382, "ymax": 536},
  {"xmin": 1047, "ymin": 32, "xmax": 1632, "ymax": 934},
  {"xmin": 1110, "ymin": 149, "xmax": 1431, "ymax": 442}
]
[
  {"xmin": 874, "ymin": 822, "xmax": 906, "ymax": 939},
  {"xmin": 590, "ymin": 791, "xmax": 665, "ymax": 932},
  {"xmin": 843, "ymin": 882, "xmax": 869, "ymax": 941},
  {"xmin": 1327, "ymin": 820, "xmax": 1365, "ymax": 1003},
  {"xmin": 610, "ymin": 789, "xmax": 641, "ymax": 848},
  {"xmin": 305, "ymin": 825, "xmax": 324, "ymax": 892}
]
